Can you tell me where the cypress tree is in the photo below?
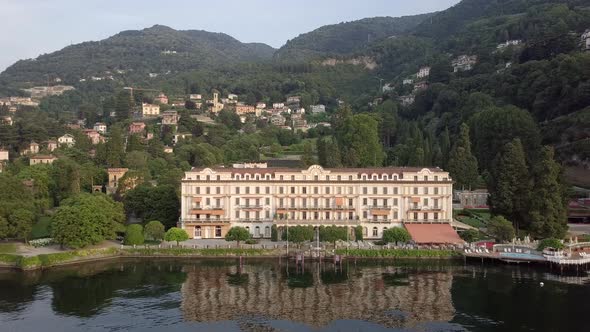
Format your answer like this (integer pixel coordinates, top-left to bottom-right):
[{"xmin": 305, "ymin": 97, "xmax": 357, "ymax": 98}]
[
  {"xmin": 447, "ymin": 123, "xmax": 479, "ymax": 189},
  {"xmin": 489, "ymin": 139, "xmax": 531, "ymax": 232},
  {"xmin": 529, "ymin": 147, "xmax": 568, "ymax": 239}
]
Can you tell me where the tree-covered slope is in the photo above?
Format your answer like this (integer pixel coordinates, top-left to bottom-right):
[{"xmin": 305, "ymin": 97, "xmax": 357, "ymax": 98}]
[
  {"xmin": 274, "ymin": 14, "xmax": 433, "ymax": 62},
  {"xmin": 0, "ymin": 25, "xmax": 275, "ymax": 87}
]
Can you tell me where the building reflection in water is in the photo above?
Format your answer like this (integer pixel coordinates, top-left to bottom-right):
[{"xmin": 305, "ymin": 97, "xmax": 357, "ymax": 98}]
[{"xmin": 180, "ymin": 261, "xmax": 455, "ymax": 328}]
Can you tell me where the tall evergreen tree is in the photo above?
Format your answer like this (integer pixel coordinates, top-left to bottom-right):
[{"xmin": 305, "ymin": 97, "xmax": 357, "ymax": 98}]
[
  {"xmin": 489, "ymin": 139, "xmax": 531, "ymax": 232},
  {"xmin": 529, "ymin": 147, "xmax": 568, "ymax": 239},
  {"xmin": 115, "ymin": 91, "xmax": 133, "ymax": 120},
  {"xmin": 440, "ymin": 127, "xmax": 451, "ymax": 168},
  {"xmin": 105, "ymin": 125, "xmax": 125, "ymax": 167},
  {"xmin": 447, "ymin": 123, "xmax": 479, "ymax": 189}
]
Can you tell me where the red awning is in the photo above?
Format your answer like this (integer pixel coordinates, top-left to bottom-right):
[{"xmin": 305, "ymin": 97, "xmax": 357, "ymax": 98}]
[{"xmin": 404, "ymin": 224, "xmax": 463, "ymax": 244}]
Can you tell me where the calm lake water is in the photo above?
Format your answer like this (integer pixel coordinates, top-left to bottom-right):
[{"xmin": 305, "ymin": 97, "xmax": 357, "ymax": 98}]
[{"xmin": 0, "ymin": 258, "xmax": 588, "ymax": 332}]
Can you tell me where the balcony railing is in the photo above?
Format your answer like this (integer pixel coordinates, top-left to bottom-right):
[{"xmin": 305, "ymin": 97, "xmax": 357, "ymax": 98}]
[
  {"xmin": 182, "ymin": 218, "xmax": 231, "ymax": 224},
  {"xmin": 273, "ymin": 219, "xmax": 361, "ymax": 226},
  {"xmin": 404, "ymin": 219, "xmax": 450, "ymax": 224}
]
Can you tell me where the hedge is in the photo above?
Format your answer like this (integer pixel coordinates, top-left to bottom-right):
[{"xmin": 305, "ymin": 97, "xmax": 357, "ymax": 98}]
[{"xmin": 122, "ymin": 248, "xmax": 274, "ymax": 257}]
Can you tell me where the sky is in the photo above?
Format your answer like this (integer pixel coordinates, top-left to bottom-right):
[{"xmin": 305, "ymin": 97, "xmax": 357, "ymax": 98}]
[{"xmin": 0, "ymin": 0, "xmax": 461, "ymax": 71}]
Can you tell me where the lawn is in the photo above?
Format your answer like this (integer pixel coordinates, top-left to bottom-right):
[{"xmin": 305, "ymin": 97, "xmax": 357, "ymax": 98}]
[
  {"xmin": 30, "ymin": 216, "xmax": 52, "ymax": 239},
  {"xmin": 0, "ymin": 243, "xmax": 17, "ymax": 254},
  {"xmin": 456, "ymin": 209, "xmax": 491, "ymax": 229}
]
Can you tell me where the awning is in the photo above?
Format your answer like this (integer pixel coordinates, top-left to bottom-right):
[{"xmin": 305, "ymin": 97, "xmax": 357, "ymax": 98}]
[
  {"xmin": 404, "ymin": 223, "xmax": 463, "ymax": 244},
  {"xmin": 371, "ymin": 209, "xmax": 390, "ymax": 216}
]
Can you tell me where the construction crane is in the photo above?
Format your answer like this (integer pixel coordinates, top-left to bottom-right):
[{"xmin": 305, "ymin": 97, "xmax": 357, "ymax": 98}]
[{"xmin": 123, "ymin": 87, "xmax": 158, "ymax": 100}]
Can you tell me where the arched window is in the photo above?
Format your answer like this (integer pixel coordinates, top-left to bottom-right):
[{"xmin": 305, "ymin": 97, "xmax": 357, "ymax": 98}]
[
  {"xmin": 255, "ymin": 226, "xmax": 260, "ymax": 238},
  {"xmin": 245, "ymin": 226, "xmax": 250, "ymax": 234},
  {"xmin": 372, "ymin": 227, "xmax": 378, "ymax": 237},
  {"xmin": 194, "ymin": 226, "xmax": 202, "ymax": 238},
  {"xmin": 215, "ymin": 226, "xmax": 221, "ymax": 237},
  {"xmin": 364, "ymin": 227, "xmax": 368, "ymax": 236},
  {"xmin": 264, "ymin": 226, "xmax": 270, "ymax": 238}
]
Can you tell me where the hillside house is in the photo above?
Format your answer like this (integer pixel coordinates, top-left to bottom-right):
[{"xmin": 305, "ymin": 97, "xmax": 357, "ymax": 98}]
[
  {"xmin": 129, "ymin": 122, "xmax": 146, "ymax": 134},
  {"xmin": 58, "ymin": 134, "xmax": 76, "ymax": 147},
  {"xmin": 107, "ymin": 168, "xmax": 128, "ymax": 194},
  {"xmin": 256, "ymin": 102, "xmax": 266, "ymax": 109},
  {"xmin": 382, "ymin": 83, "xmax": 395, "ymax": 93},
  {"xmin": 8, "ymin": 106, "xmax": 17, "ymax": 113},
  {"xmin": 287, "ymin": 96, "xmax": 301, "ymax": 103},
  {"xmin": 417, "ymin": 66, "xmax": 431, "ymax": 78},
  {"xmin": 93, "ymin": 122, "xmax": 107, "ymax": 134},
  {"xmin": 164, "ymin": 146, "xmax": 174, "ymax": 154},
  {"xmin": 1, "ymin": 116, "xmax": 12, "ymax": 126},
  {"xmin": 413, "ymin": 81, "xmax": 429, "ymax": 91},
  {"xmin": 46, "ymin": 140, "xmax": 58, "ymax": 152},
  {"xmin": 310, "ymin": 105, "xmax": 326, "ymax": 114},
  {"xmin": 496, "ymin": 39, "xmax": 522, "ymax": 50},
  {"xmin": 399, "ymin": 95, "xmax": 415, "ymax": 106},
  {"xmin": 207, "ymin": 90, "xmax": 224, "ymax": 113},
  {"xmin": 142, "ymin": 103, "xmax": 160, "ymax": 117},
  {"xmin": 272, "ymin": 102, "xmax": 284, "ymax": 109},
  {"xmin": 83, "ymin": 129, "xmax": 103, "ymax": 145},
  {"xmin": 21, "ymin": 142, "xmax": 39, "ymax": 155},
  {"xmin": 189, "ymin": 94, "xmax": 202, "ymax": 101},
  {"xmin": 403, "ymin": 78, "xmax": 414, "ymax": 85},
  {"xmin": 235, "ymin": 105, "xmax": 257, "ymax": 116},
  {"xmin": 0, "ymin": 149, "xmax": 9, "ymax": 162},
  {"xmin": 30, "ymin": 155, "xmax": 57, "ymax": 166},
  {"xmin": 154, "ymin": 93, "xmax": 169, "ymax": 104},
  {"xmin": 582, "ymin": 30, "xmax": 590, "ymax": 51},
  {"xmin": 452, "ymin": 55, "xmax": 478, "ymax": 72},
  {"xmin": 161, "ymin": 110, "xmax": 180, "ymax": 125},
  {"xmin": 270, "ymin": 114, "xmax": 286, "ymax": 126}
]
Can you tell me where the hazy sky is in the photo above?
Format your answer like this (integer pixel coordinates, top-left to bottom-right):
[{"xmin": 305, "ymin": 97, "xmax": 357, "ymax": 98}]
[{"xmin": 0, "ymin": 0, "xmax": 460, "ymax": 71}]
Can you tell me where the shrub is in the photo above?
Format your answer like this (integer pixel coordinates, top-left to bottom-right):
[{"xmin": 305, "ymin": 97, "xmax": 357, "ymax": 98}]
[
  {"xmin": 244, "ymin": 239, "xmax": 258, "ymax": 245},
  {"xmin": 124, "ymin": 224, "xmax": 145, "ymax": 245},
  {"xmin": 537, "ymin": 238, "xmax": 565, "ymax": 251},
  {"xmin": 354, "ymin": 226, "xmax": 363, "ymax": 241},
  {"xmin": 144, "ymin": 220, "xmax": 165, "ymax": 241},
  {"xmin": 382, "ymin": 227, "xmax": 411, "ymax": 244},
  {"xmin": 271, "ymin": 225, "xmax": 278, "ymax": 242},
  {"xmin": 282, "ymin": 226, "xmax": 314, "ymax": 243},
  {"xmin": 29, "ymin": 238, "xmax": 54, "ymax": 247},
  {"xmin": 336, "ymin": 249, "xmax": 459, "ymax": 258},
  {"xmin": 460, "ymin": 229, "xmax": 481, "ymax": 243},
  {"xmin": 165, "ymin": 227, "xmax": 189, "ymax": 245}
]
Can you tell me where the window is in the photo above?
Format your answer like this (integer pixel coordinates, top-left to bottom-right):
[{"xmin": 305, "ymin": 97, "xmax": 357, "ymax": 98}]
[
  {"xmin": 348, "ymin": 199, "xmax": 353, "ymax": 206},
  {"xmin": 326, "ymin": 187, "xmax": 330, "ymax": 194},
  {"xmin": 265, "ymin": 198, "xmax": 270, "ymax": 205},
  {"xmin": 434, "ymin": 176, "xmax": 439, "ymax": 181},
  {"xmin": 337, "ymin": 176, "xmax": 342, "ymax": 181},
  {"xmin": 314, "ymin": 198, "xmax": 318, "ymax": 207},
  {"xmin": 413, "ymin": 187, "xmax": 418, "ymax": 195},
  {"xmin": 291, "ymin": 175, "xmax": 295, "ymax": 181},
  {"xmin": 424, "ymin": 187, "xmax": 429, "ymax": 195},
  {"xmin": 383, "ymin": 187, "xmax": 387, "ymax": 195},
  {"xmin": 302, "ymin": 187, "xmax": 307, "ymax": 194},
  {"xmin": 302, "ymin": 198, "xmax": 307, "ymax": 207},
  {"xmin": 337, "ymin": 187, "xmax": 342, "ymax": 194},
  {"xmin": 206, "ymin": 198, "xmax": 210, "ymax": 205},
  {"xmin": 207, "ymin": 175, "xmax": 211, "ymax": 181},
  {"xmin": 279, "ymin": 198, "xmax": 284, "ymax": 207},
  {"xmin": 291, "ymin": 187, "xmax": 295, "ymax": 194},
  {"xmin": 363, "ymin": 187, "xmax": 368, "ymax": 195},
  {"xmin": 255, "ymin": 198, "xmax": 260, "ymax": 206},
  {"xmin": 349, "ymin": 176, "xmax": 353, "ymax": 181},
  {"xmin": 235, "ymin": 211, "xmax": 239, "ymax": 218},
  {"xmin": 194, "ymin": 226, "xmax": 201, "ymax": 238},
  {"xmin": 255, "ymin": 187, "xmax": 260, "ymax": 194},
  {"xmin": 434, "ymin": 213, "xmax": 439, "ymax": 220},
  {"xmin": 363, "ymin": 198, "xmax": 367, "ymax": 205},
  {"xmin": 325, "ymin": 198, "xmax": 330, "ymax": 207},
  {"xmin": 235, "ymin": 187, "xmax": 240, "ymax": 194},
  {"xmin": 348, "ymin": 212, "xmax": 353, "ymax": 220},
  {"xmin": 314, "ymin": 175, "xmax": 318, "ymax": 181},
  {"xmin": 423, "ymin": 175, "xmax": 428, "ymax": 181},
  {"xmin": 373, "ymin": 199, "xmax": 377, "ymax": 207},
  {"xmin": 266, "ymin": 187, "xmax": 270, "ymax": 194},
  {"xmin": 413, "ymin": 212, "xmax": 418, "ymax": 220},
  {"xmin": 363, "ymin": 211, "xmax": 368, "ymax": 219},
  {"xmin": 373, "ymin": 187, "xmax": 377, "ymax": 195},
  {"xmin": 394, "ymin": 211, "xmax": 398, "ymax": 219},
  {"xmin": 235, "ymin": 197, "xmax": 240, "ymax": 205},
  {"xmin": 414, "ymin": 176, "xmax": 418, "ymax": 181},
  {"xmin": 394, "ymin": 187, "xmax": 398, "ymax": 195},
  {"xmin": 325, "ymin": 212, "xmax": 330, "ymax": 219},
  {"xmin": 302, "ymin": 212, "xmax": 307, "ymax": 219},
  {"xmin": 255, "ymin": 226, "xmax": 260, "ymax": 237},
  {"xmin": 206, "ymin": 187, "xmax": 210, "ymax": 194},
  {"xmin": 290, "ymin": 198, "xmax": 295, "ymax": 207},
  {"xmin": 313, "ymin": 187, "xmax": 318, "ymax": 194},
  {"xmin": 279, "ymin": 187, "xmax": 284, "ymax": 194},
  {"xmin": 393, "ymin": 198, "xmax": 398, "ymax": 206},
  {"xmin": 265, "ymin": 210, "xmax": 270, "ymax": 219},
  {"xmin": 424, "ymin": 198, "xmax": 429, "ymax": 206},
  {"xmin": 216, "ymin": 187, "xmax": 220, "ymax": 194},
  {"xmin": 245, "ymin": 187, "xmax": 250, "ymax": 194},
  {"xmin": 196, "ymin": 187, "xmax": 200, "ymax": 194},
  {"xmin": 434, "ymin": 187, "xmax": 439, "ymax": 195},
  {"xmin": 215, "ymin": 226, "xmax": 222, "ymax": 237},
  {"xmin": 314, "ymin": 212, "xmax": 319, "ymax": 219},
  {"xmin": 372, "ymin": 227, "xmax": 378, "ymax": 237},
  {"xmin": 348, "ymin": 187, "xmax": 353, "ymax": 194},
  {"xmin": 280, "ymin": 175, "xmax": 284, "ymax": 181},
  {"xmin": 215, "ymin": 198, "xmax": 220, "ymax": 207}
]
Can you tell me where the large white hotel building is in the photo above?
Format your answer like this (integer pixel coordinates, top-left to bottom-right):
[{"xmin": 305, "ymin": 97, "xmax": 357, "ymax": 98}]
[{"xmin": 179, "ymin": 165, "xmax": 456, "ymax": 241}]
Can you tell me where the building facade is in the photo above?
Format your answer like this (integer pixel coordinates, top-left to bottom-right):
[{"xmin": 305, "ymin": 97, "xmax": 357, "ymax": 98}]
[
  {"xmin": 142, "ymin": 103, "xmax": 160, "ymax": 117},
  {"xmin": 180, "ymin": 165, "xmax": 453, "ymax": 240}
]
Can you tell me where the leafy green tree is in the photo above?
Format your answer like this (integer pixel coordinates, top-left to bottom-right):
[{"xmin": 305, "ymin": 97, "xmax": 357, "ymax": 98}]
[
  {"xmin": 225, "ymin": 226, "xmax": 251, "ymax": 246},
  {"xmin": 271, "ymin": 224, "xmax": 278, "ymax": 242},
  {"xmin": 164, "ymin": 227, "xmax": 189, "ymax": 246},
  {"xmin": 354, "ymin": 225, "xmax": 363, "ymax": 241},
  {"xmin": 447, "ymin": 123, "xmax": 479, "ymax": 189},
  {"xmin": 382, "ymin": 227, "xmax": 411, "ymax": 244},
  {"xmin": 317, "ymin": 137, "xmax": 342, "ymax": 168},
  {"xmin": 124, "ymin": 224, "xmax": 145, "ymax": 245},
  {"xmin": 123, "ymin": 185, "xmax": 180, "ymax": 229},
  {"xmin": 319, "ymin": 226, "xmax": 348, "ymax": 246},
  {"xmin": 528, "ymin": 147, "xmax": 568, "ymax": 239},
  {"xmin": 9, "ymin": 209, "xmax": 35, "ymax": 243},
  {"xmin": 51, "ymin": 193, "xmax": 125, "ymax": 248},
  {"xmin": 489, "ymin": 139, "xmax": 531, "ymax": 231},
  {"xmin": 459, "ymin": 229, "xmax": 481, "ymax": 243},
  {"xmin": 144, "ymin": 220, "xmax": 165, "ymax": 241},
  {"xmin": 487, "ymin": 216, "xmax": 515, "ymax": 243},
  {"xmin": 336, "ymin": 111, "xmax": 384, "ymax": 167},
  {"xmin": 0, "ymin": 216, "xmax": 10, "ymax": 240}
]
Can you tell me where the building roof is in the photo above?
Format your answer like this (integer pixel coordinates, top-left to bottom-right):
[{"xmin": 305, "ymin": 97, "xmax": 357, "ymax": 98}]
[
  {"xmin": 404, "ymin": 224, "xmax": 463, "ymax": 244},
  {"xmin": 188, "ymin": 166, "xmax": 443, "ymax": 175},
  {"xmin": 30, "ymin": 155, "xmax": 56, "ymax": 160}
]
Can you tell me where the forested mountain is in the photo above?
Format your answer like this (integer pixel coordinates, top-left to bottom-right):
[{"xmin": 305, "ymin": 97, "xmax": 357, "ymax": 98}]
[
  {"xmin": 274, "ymin": 14, "xmax": 433, "ymax": 62},
  {"xmin": 0, "ymin": 25, "xmax": 275, "ymax": 87}
]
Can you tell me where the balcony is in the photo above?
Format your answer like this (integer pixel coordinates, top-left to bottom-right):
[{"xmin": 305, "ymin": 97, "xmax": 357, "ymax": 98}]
[
  {"xmin": 239, "ymin": 205, "xmax": 264, "ymax": 210},
  {"xmin": 404, "ymin": 219, "xmax": 450, "ymax": 224},
  {"xmin": 182, "ymin": 218, "xmax": 231, "ymax": 224},
  {"xmin": 273, "ymin": 219, "xmax": 361, "ymax": 226},
  {"xmin": 236, "ymin": 218, "xmax": 272, "ymax": 223},
  {"xmin": 189, "ymin": 207, "xmax": 225, "ymax": 216}
]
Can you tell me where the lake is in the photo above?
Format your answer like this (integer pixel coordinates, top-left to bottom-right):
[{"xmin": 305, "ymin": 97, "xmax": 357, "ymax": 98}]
[{"xmin": 0, "ymin": 258, "xmax": 588, "ymax": 331}]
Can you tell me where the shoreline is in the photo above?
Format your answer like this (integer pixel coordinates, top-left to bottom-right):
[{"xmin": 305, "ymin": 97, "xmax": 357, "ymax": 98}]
[{"xmin": 0, "ymin": 247, "xmax": 461, "ymax": 271}]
